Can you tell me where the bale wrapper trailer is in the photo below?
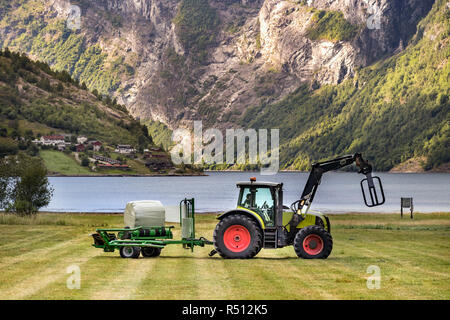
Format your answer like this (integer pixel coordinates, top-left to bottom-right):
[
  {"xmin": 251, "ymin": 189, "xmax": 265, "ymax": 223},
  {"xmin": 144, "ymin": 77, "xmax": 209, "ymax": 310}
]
[{"xmin": 91, "ymin": 199, "xmax": 213, "ymax": 258}]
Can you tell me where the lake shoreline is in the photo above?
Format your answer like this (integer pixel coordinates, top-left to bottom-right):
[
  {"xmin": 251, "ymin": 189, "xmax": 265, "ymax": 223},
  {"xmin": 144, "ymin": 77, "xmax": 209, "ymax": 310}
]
[
  {"xmin": 204, "ymin": 169, "xmax": 450, "ymax": 174},
  {"xmin": 45, "ymin": 170, "xmax": 450, "ymax": 177},
  {"xmin": 36, "ymin": 211, "xmax": 450, "ymax": 215},
  {"xmin": 46, "ymin": 172, "xmax": 208, "ymax": 177}
]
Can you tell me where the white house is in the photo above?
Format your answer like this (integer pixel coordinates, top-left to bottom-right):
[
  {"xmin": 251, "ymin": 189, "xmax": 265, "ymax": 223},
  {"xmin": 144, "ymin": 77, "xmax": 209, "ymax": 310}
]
[
  {"xmin": 114, "ymin": 144, "xmax": 135, "ymax": 154},
  {"xmin": 34, "ymin": 135, "xmax": 65, "ymax": 146},
  {"xmin": 77, "ymin": 136, "xmax": 88, "ymax": 144},
  {"xmin": 57, "ymin": 142, "xmax": 66, "ymax": 151}
]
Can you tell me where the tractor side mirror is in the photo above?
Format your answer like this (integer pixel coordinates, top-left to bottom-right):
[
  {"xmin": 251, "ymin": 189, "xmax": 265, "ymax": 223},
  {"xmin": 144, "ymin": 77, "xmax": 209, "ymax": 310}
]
[{"xmin": 360, "ymin": 174, "xmax": 385, "ymax": 207}]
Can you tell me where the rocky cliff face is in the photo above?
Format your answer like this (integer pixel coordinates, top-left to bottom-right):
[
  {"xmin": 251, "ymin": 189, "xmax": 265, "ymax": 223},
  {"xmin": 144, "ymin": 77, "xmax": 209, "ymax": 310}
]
[{"xmin": 0, "ymin": 0, "xmax": 435, "ymax": 129}]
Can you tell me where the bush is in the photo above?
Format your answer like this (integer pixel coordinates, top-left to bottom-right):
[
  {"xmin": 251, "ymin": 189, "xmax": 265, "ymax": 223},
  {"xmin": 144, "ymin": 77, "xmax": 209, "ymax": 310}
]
[
  {"xmin": 306, "ymin": 10, "xmax": 360, "ymax": 42},
  {"xmin": 81, "ymin": 157, "xmax": 90, "ymax": 166}
]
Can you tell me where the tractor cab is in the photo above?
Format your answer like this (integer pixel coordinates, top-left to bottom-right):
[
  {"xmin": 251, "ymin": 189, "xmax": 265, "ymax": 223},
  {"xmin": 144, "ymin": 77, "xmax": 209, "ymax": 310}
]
[{"xmin": 236, "ymin": 179, "xmax": 283, "ymax": 228}]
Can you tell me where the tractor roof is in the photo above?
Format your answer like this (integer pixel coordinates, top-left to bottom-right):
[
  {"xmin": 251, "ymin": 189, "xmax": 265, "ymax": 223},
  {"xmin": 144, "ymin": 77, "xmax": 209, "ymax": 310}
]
[{"xmin": 236, "ymin": 181, "xmax": 282, "ymax": 188}]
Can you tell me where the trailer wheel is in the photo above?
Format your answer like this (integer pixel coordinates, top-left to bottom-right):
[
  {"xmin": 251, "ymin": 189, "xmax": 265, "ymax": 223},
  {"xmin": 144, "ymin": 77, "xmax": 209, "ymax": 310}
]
[
  {"xmin": 213, "ymin": 214, "xmax": 262, "ymax": 259},
  {"xmin": 120, "ymin": 246, "xmax": 140, "ymax": 259},
  {"xmin": 293, "ymin": 225, "xmax": 333, "ymax": 259},
  {"xmin": 141, "ymin": 247, "xmax": 162, "ymax": 258}
]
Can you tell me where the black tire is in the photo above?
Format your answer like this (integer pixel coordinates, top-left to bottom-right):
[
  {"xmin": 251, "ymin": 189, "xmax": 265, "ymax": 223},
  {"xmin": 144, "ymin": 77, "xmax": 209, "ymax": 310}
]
[
  {"xmin": 293, "ymin": 225, "xmax": 333, "ymax": 259},
  {"xmin": 213, "ymin": 214, "xmax": 263, "ymax": 259},
  {"xmin": 120, "ymin": 226, "xmax": 131, "ymax": 240},
  {"xmin": 119, "ymin": 246, "xmax": 140, "ymax": 259},
  {"xmin": 141, "ymin": 247, "xmax": 162, "ymax": 258}
]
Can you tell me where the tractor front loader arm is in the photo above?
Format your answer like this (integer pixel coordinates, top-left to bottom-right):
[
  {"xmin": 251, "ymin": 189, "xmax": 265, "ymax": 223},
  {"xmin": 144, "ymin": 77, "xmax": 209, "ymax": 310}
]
[{"xmin": 288, "ymin": 153, "xmax": 385, "ymax": 232}]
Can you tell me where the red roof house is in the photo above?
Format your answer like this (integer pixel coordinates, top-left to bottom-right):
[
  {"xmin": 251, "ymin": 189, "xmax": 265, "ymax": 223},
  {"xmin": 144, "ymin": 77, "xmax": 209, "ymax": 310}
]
[
  {"xmin": 75, "ymin": 144, "xmax": 85, "ymax": 152},
  {"xmin": 92, "ymin": 141, "xmax": 102, "ymax": 151}
]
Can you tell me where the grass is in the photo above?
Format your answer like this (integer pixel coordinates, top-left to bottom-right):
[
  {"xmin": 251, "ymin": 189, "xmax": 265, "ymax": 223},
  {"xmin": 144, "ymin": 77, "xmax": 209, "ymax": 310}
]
[
  {"xmin": 39, "ymin": 150, "xmax": 149, "ymax": 175},
  {"xmin": 0, "ymin": 212, "xmax": 448, "ymax": 300},
  {"xmin": 40, "ymin": 150, "xmax": 93, "ymax": 175}
]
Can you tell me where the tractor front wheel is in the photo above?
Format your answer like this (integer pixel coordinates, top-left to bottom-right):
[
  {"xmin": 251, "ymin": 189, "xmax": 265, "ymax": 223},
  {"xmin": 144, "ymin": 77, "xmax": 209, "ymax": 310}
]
[
  {"xmin": 120, "ymin": 246, "xmax": 141, "ymax": 259},
  {"xmin": 213, "ymin": 214, "xmax": 262, "ymax": 259},
  {"xmin": 294, "ymin": 225, "xmax": 333, "ymax": 259}
]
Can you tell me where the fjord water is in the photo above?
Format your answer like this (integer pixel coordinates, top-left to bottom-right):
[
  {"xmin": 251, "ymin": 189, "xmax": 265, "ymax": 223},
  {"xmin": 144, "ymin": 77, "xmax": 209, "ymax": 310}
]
[{"xmin": 45, "ymin": 172, "xmax": 449, "ymax": 213}]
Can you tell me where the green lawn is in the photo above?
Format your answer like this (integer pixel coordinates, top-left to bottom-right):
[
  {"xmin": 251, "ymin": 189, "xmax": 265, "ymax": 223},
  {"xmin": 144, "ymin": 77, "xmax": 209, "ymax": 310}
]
[
  {"xmin": 0, "ymin": 212, "xmax": 449, "ymax": 300},
  {"xmin": 40, "ymin": 150, "xmax": 93, "ymax": 175},
  {"xmin": 40, "ymin": 150, "xmax": 148, "ymax": 175}
]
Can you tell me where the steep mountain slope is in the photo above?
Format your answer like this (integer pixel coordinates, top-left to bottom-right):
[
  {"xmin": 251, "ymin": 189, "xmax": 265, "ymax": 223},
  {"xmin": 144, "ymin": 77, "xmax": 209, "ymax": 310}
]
[
  {"xmin": 240, "ymin": 0, "xmax": 449, "ymax": 171},
  {"xmin": 0, "ymin": 0, "xmax": 447, "ymax": 171}
]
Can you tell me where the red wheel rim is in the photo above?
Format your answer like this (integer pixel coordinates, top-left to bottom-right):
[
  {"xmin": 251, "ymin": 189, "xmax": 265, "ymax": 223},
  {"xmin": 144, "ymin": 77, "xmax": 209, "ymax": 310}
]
[
  {"xmin": 223, "ymin": 225, "xmax": 251, "ymax": 252},
  {"xmin": 303, "ymin": 234, "xmax": 324, "ymax": 255}
]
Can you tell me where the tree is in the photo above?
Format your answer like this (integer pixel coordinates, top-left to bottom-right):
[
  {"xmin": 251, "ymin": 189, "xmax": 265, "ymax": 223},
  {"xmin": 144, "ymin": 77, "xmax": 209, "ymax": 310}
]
[
  {"xmin": 0, "ymin": 137, "xmax": 18, "ymax": 156},
  {"xmin": 0, "ymin": 156, "xmax": 53, "ymax": 215},
  {"xmin": 81, "ymin": 157, "xmax": 90, "ymax": 166},
  {"xmin": 138, "ymin": 134, "xmax": 148, "ymax": 149},
  {"xmin": 24, "ymin": 129, "xmax": 34, "ymax": 140},
  {"xmin": 11, "ymin": 158, "xmax": 53, "ymax": 215},
  {"xmin": 0, "ymin": 157, "xmax": 13, "ymax": 209},
  {"xmin": 27, "ymin": 144, "xmax": 39, "ymax": 157}
]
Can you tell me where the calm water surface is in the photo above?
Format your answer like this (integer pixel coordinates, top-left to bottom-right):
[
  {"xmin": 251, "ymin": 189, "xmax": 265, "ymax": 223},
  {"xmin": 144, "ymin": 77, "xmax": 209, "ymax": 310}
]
[{"xmin": 45, "ymin": 172, "xmax": 450, "ymax": 213}]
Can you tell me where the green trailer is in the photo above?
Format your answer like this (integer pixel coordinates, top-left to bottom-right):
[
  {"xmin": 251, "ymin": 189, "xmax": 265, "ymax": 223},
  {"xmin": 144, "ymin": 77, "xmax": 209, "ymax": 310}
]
[{"xmin": 91, "ymin": 198, "xmax": 213, "ymax": 258}]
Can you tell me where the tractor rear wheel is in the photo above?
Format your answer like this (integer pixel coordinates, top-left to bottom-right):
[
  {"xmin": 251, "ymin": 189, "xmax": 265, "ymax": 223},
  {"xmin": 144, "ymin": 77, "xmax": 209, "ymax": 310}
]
[
  {"xmin": 141, "ymin": 247, "xmax": 162, "ymax": 258},
  {"xmin": 120, "ymin": 246, "xmax": 141, "ymax": 259},
  {"xmin": 293, "ymin": 225, "xmax": 333, "ymax": 259},
  {"xmin": 213, "ymin": 214, "xmax": 263, "ymax": 259}
]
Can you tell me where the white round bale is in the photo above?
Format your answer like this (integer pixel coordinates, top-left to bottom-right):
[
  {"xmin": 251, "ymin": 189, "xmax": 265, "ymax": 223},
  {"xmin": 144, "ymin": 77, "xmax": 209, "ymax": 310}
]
[{"xmin": 124, "ymin": 200, "xmax": 166, "ymax": 228}]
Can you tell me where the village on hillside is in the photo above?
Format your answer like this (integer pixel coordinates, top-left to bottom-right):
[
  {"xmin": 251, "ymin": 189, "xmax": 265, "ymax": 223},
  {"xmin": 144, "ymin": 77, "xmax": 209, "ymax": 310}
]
[{"xmin": 32, "ymin": 133, "xmax": 176, "ymax": 174}]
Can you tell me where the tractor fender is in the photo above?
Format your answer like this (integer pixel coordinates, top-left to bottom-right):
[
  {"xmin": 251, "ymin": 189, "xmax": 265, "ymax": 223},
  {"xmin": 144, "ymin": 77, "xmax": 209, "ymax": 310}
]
[
  {"xmin": 303, "ymin": 211, "xmax": 330, "ymax": 233},
  {"xmin": 216, "ymin": 209, "xmax": 265, "ymax": 230}
]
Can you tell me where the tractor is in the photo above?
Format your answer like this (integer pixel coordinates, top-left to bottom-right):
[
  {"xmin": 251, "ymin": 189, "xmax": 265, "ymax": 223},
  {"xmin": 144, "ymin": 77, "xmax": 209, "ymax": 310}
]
[{"xmin": 211, "ymin": 153, "xmax": 385, "ymax": 259}]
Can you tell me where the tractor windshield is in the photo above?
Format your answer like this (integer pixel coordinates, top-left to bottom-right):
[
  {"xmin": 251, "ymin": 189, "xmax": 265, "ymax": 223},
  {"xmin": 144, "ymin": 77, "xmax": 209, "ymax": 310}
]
[{"xmin": 238, "ymin": 186, "xmax": 275, "ymax": 227}]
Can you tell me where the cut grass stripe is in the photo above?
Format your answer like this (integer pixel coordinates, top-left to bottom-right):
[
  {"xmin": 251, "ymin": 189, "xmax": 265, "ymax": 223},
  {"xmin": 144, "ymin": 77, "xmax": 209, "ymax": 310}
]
[
  {"xmin": 0, "ymin": 234, "xmax": 88, "ymax": 270},
  {"xmin": 134, "ymin": 247, "xmax": 201, "ymax": 299},
  {"xmin": 192, "ymin": 256, "xmax": 234, "ymax": 300},
  {"xmin": 1, "ymin": 246, "xmax": 101, "ymax": 299},
  {"xmin": 90, "ymin": 256, "xmax": 157, "ymax": 300}
]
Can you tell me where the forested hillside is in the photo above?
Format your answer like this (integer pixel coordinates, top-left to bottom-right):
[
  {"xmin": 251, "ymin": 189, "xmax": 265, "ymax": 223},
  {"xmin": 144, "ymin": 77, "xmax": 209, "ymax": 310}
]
[
  {"xmin": 241, "ymin": 1, "xmax": 449, "ymax": 171},
  {"xmin": 0, "ymin": 49, "xmax": 150, "ymax": 150},
  {"xmin": 0, "ymin": 49, "xmax": 180, "ymax": 176}
]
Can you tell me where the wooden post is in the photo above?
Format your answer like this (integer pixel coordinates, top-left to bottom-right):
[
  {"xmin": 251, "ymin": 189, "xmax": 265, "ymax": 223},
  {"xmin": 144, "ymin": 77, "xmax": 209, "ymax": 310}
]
[
  {"xmin": 401, "ymin": 200, "xmax": 403, "ymax": 218},
  {"xmin": 410, "ymin": 198, "xmax": 414, "ymax": 219}
]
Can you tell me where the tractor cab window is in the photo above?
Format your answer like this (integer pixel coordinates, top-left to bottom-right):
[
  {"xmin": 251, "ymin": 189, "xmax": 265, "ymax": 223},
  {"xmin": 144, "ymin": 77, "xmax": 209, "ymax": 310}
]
[{"xmin": 239, "ymin": 187, "xmax": 275, "ymax": 227}]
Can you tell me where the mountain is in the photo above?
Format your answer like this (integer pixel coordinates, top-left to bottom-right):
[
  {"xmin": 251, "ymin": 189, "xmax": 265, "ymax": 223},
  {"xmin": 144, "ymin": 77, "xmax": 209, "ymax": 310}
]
[{"xmin": 0, "ymin": 0, "xmax": 448, "ymax": 171}]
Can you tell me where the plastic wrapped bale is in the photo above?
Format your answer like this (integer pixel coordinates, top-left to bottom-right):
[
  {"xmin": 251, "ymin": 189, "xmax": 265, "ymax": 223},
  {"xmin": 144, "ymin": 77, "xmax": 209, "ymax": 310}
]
[{"xmin": 124, "ymin": 200, "xmax": 165, "ymax": 228}]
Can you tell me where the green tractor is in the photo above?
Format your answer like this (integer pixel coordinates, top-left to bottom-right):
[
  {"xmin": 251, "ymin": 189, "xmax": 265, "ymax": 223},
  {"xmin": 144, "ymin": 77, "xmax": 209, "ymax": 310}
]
[{"xmin": 211, "ymin": 153, "xmax": 385, "ymax": 259}]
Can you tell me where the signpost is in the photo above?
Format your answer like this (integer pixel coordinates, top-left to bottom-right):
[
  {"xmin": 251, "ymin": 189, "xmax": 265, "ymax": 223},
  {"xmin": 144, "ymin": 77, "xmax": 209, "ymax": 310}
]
[{"xmin": 401, "ymin": 197, "xmax": 414, "ymax": 219}]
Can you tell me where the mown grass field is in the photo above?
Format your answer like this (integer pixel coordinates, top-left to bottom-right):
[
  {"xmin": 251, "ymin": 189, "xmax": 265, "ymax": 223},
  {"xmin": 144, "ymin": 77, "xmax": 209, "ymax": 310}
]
[
  {"xmin": 0, "ymin": 212, "xmax": 449, "ymax": 300},
  {"xmin": 39, "ymin": 150, "xmax": 148, "ymax": 175},
  {"xmin": 40, "ymin": 150, "xmax": 93, "ymax": 175}
]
